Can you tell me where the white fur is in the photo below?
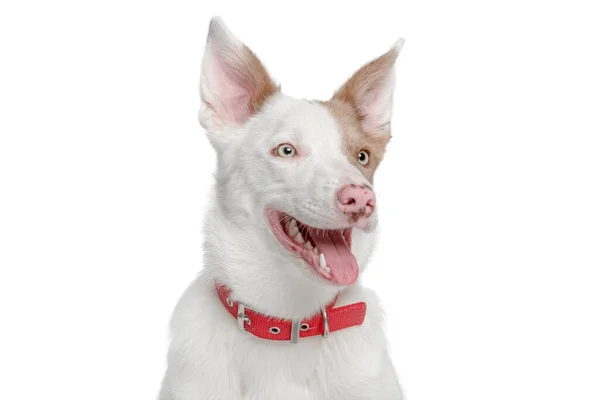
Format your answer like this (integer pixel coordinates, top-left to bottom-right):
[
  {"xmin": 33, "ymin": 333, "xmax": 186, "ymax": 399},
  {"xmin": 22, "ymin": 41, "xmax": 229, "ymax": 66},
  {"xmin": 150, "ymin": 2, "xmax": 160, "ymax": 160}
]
[{"xmin": 159, "ymin": 18, "xmax": 404, "ymax": 400}]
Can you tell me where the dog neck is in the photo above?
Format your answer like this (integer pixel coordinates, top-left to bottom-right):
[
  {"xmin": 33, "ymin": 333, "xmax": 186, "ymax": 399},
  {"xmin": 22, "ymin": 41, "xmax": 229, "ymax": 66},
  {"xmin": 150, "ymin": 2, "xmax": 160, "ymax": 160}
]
[{"xmin": 202, "ymin": 198, "xmax": 342, "ymax": 320}]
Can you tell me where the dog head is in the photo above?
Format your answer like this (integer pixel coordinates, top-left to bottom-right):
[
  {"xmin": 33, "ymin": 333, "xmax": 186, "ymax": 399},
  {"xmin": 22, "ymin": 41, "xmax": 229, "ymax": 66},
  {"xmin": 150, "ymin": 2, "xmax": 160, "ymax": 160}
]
[{"xmin": 200, "ymin": 18, "xmax": 402, "ymax": 288}]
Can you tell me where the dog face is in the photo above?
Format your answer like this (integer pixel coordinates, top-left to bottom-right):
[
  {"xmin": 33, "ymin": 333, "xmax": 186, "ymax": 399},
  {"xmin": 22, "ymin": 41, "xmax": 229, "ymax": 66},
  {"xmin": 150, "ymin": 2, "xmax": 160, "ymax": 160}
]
[{"xmin": 200, "ymin": 18, "xmax": 401, "ymax": 287}]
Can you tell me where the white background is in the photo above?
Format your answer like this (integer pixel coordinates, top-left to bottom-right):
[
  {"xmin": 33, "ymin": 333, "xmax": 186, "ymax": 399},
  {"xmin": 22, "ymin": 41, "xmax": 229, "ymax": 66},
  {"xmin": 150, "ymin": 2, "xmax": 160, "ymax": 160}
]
[{"xmin": 1, "ymin": 0, "xmax": 599, "ymax": 399}]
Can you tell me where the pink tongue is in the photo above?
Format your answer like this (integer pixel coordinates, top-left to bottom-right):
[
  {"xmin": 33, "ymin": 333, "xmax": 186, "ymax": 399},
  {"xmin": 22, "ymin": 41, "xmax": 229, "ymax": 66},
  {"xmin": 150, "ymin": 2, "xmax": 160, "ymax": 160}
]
[{"xmin": 308, "ymin": 228, "xmax": 359, "ymax": 285}]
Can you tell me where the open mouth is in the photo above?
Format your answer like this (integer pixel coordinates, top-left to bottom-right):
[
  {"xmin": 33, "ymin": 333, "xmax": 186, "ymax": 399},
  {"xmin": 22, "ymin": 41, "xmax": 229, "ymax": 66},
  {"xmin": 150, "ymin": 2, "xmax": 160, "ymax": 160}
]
[{"xmin": 266, "ymin": 209, "xmax": 359, "ymax": 285}]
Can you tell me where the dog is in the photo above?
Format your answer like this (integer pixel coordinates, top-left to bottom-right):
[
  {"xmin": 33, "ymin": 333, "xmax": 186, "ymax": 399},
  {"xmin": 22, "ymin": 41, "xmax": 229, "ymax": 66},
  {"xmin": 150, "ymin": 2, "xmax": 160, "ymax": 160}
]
[{"xmin": 159, "ymin": 17, "xmax": 405, "ymax": 400}]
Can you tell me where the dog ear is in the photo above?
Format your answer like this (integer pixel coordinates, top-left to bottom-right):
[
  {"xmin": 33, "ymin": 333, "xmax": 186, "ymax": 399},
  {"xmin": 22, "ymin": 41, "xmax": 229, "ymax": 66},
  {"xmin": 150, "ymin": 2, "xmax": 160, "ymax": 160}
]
[
  {"xmin": 332, "ymin": 40, "xmax": 404, "ymax": 139},
  {"xmin": 199, "ymin": 17, "xmax": 279, "ymax": 137}
]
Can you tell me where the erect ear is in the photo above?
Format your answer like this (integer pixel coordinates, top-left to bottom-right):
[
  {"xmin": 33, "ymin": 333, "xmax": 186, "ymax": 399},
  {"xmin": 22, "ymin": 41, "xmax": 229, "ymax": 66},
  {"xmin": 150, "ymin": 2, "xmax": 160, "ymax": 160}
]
[
  {"xmin": 199, "ymin": 17, "xmax": 279, "ymax": 133},
  {"xmin": 332, "ymin": 40, "xmax": 404, "ymax": 139}
]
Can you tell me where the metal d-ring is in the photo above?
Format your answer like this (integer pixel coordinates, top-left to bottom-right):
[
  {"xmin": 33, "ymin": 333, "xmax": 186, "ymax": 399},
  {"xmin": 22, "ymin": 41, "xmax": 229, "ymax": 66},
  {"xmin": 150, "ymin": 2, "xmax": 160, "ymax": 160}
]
[
  {"xmin": 321, "ymin": 308, "xmax": 329, "ymax": 338},
  {"xmin": 290, "ymin": 319, "xmax": 300, "ymax": 343}
]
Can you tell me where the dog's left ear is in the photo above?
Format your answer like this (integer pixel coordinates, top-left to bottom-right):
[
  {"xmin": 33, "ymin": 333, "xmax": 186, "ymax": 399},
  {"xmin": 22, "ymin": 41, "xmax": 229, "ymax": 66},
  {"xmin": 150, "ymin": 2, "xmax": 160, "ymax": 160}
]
[
  {"xmin": 199, "ymin": 17, "xmax": 279, "ymax": 143},
  {"xmin": 332, "ymin": 40, "xmax": 404, "ymax": 139}
]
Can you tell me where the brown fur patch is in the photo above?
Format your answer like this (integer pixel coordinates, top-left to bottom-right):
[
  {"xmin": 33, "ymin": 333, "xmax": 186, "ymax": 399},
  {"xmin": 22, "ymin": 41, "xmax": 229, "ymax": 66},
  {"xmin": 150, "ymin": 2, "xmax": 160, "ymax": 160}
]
[
  {"xmin": 321, "ymin": 99, "xmax": 390, "ymax": 183},
  {"xmin": 242, "ymin": 46, "xmax": 280, "ymax": 115},
  {"xmin": 321, "ymin": 45, "xmax": 399, "ymax": 182},
  {"xmin": 331, "ymin": 45, "xmax": 399, "ymax": 137}
]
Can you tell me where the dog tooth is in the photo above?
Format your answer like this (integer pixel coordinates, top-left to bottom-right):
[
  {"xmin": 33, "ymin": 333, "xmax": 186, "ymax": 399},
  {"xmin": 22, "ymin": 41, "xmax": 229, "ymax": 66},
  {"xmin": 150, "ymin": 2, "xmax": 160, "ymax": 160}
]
[
  {"xmin": 313, "ymin": 247, "xmax": 319, "ymax": 255},
  {"xmin": 305, "ymin": 241, "xmax": 313, "ymax": 250},
  {"xmin": 319, "ymin": 253, "xmax": 327, "ymax": 269},
  {"xmin": 294, "ymin": 233, "xmax": 305, "ymax": 244},
  {"xmin": 289, "ymin": 220, "xmax": 299, "ymax": 237}
]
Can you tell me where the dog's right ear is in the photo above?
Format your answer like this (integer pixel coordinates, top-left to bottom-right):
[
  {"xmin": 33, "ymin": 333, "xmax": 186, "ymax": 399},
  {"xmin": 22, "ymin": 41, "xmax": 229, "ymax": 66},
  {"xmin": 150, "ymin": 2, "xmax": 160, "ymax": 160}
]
[{"xmin": 199, "ymin": 17, "xmax": 279, "ymax": 148}]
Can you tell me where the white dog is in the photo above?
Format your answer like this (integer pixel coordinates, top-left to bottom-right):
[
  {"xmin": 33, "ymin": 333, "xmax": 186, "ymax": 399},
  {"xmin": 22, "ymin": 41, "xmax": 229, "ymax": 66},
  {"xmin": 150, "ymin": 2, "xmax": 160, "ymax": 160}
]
[{"xmin": 159, "ymin": 17, "xmax": 405, "ymax": 400}]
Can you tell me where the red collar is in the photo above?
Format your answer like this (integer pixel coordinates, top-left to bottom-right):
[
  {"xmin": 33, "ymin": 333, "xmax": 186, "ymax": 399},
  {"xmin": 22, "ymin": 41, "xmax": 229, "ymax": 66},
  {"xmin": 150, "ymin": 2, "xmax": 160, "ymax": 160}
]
[{"xmin": 216, "ymin": 284, "xmax": 367, "ymax": 343}]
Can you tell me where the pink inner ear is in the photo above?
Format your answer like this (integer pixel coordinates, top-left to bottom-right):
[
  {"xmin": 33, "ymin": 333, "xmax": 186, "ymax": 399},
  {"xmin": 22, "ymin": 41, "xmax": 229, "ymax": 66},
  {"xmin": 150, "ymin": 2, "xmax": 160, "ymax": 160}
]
[
  {"xmin": 211, "ymin": 58, "xmax": 255, "ymax": 124},
  {"xmin": 331, "ymin": 44, "xmax": 398, "ymax": 138},
  {"xmin": 357, "ymin": 91, "xmax": 389, "ymax": 135},
  {"xmin": 356, "ymin": 92, "xmax": 377, "ymax": 132}
]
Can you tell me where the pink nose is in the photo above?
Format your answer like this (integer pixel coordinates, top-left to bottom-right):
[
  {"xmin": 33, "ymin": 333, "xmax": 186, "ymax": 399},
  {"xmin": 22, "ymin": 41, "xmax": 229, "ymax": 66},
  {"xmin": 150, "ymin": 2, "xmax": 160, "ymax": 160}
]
[{"xmin": 336, "ymin": 184, "xmax": 376, "ymax": 220}]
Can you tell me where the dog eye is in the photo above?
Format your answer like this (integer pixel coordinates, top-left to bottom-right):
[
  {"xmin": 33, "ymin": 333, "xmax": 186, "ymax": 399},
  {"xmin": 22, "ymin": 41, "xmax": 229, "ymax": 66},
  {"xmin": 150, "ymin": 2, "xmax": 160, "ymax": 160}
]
[
  {"xmin": 357, "ymin": 150, "xmax": 370, "ymax": 165},
  {"xmin": 275, "ymin": 143, "xmax": 297, "ymax": 158}
]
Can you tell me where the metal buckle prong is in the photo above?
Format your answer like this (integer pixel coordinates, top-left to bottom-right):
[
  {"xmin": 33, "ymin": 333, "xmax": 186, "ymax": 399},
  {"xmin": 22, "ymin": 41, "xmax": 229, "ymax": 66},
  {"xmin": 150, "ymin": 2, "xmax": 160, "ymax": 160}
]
[{"xmin": 237, "ymin": 302, "xmax": 251, "ymax": 331}]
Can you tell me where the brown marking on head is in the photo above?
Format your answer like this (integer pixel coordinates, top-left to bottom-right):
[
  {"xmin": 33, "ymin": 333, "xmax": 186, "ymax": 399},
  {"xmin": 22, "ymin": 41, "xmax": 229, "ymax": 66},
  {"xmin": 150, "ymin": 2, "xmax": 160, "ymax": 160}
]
[
  {"xmin": 321, "ymin": 99, "xmax": 389, "ymax": 183},
  {"xmin": 331, "ymin": 45, "xmax": 399, "ymax": 132},
  {"xmin": 320, "ymin": 43, "xmax": 401, "ymax": 182}
]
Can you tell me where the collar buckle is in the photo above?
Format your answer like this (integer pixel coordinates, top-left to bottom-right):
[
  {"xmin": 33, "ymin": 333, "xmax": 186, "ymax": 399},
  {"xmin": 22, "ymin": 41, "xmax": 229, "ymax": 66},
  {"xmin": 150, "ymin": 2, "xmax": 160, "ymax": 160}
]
[
  {"xmin": 237, "ymin": 302, "xmax": 251, "ymax": 331},
  {"xmin": 216, "ymin": 283, "xmax": 366, "ymax": 342}
]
